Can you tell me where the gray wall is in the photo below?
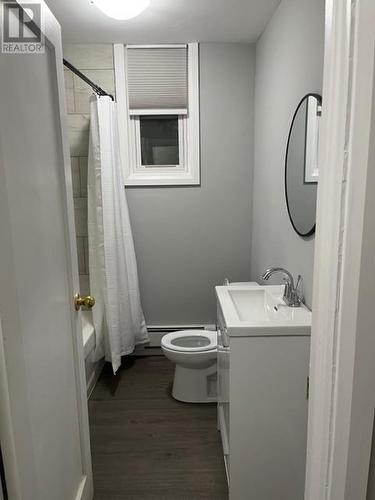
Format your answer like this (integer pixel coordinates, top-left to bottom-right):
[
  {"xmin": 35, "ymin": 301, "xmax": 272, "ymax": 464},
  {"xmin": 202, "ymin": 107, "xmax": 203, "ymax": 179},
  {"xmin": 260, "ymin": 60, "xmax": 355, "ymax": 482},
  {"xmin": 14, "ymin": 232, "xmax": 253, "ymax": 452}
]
[
  {"xmin": 251, "ymin": 0, "xmax": 325, "ymax": 306},
  {"xmin": 63, "ymin": 43, "xmax": 255, "ymax": 325},
  {"xmin": 127, "ymin": 43, "xmax": 255, "ymax": 325}
]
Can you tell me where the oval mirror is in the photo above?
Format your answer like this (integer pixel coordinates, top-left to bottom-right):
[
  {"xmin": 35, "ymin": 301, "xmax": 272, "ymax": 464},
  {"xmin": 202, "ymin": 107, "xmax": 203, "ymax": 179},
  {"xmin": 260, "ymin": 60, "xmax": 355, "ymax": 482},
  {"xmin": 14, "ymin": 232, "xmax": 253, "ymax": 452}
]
[{"xmin": 285, "ymin": 93, "xmax": 321, "ymax": 237}]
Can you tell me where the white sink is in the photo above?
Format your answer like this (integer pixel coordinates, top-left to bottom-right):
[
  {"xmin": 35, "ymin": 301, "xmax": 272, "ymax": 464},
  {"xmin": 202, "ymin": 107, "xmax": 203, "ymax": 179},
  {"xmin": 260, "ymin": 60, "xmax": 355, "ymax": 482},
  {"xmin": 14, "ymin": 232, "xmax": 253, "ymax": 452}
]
[{"xmin": 216, "ymin": 284, "xmax": 311, "ymax": 336}]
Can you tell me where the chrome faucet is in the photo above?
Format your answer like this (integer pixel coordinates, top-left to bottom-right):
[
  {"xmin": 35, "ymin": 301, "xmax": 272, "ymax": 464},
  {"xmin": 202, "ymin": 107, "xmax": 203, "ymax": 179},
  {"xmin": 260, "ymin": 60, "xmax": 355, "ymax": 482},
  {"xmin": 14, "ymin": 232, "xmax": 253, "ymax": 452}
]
[{"xmin": 260, "ymin": 267, "xmax": 302, "ymax": 307}]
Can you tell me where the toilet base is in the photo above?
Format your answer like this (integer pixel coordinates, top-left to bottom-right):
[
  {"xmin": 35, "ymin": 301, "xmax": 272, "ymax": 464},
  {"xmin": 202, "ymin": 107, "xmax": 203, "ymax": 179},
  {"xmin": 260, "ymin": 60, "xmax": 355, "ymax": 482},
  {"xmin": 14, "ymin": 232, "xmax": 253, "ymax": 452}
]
[{"xmin": 172, "ymin": 363, "xmax": 217, "ymax": 403}]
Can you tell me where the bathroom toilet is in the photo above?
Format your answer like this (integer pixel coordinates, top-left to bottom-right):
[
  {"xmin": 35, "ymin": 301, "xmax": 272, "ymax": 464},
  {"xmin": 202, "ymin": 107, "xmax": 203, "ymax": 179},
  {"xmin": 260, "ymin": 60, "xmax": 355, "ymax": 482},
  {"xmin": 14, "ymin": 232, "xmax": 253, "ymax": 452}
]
[
  {"xmin": 161, "ymin": 330, "xmax": 217, "ymax": 403},
  {"xmin": 161, "ymin": 284, "xmax": 258, "ymax": 403}
]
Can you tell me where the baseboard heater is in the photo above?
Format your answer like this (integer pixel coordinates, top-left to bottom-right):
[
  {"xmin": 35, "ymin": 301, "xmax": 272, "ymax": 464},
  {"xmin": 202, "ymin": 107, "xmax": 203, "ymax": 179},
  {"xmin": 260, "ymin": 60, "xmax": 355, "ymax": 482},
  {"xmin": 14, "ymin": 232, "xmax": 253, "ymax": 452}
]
[{"xmin": 132, "ymin": 324, "xmax": 216, "ymax": 356}]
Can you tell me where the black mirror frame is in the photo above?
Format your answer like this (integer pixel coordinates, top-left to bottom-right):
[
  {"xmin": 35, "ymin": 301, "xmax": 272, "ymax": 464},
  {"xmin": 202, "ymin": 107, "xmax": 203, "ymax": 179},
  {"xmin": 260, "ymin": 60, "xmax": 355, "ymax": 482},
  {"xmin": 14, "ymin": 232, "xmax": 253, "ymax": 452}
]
[{"xmin": 284, "ymin": 92, "xmax": 322, "ymax": 238}]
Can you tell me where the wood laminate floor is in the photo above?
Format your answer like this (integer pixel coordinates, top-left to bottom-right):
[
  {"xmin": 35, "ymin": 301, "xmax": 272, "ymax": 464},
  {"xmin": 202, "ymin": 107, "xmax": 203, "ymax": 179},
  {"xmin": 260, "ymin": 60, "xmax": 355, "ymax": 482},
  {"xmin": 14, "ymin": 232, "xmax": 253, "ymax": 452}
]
[{"xmin": 89, "ymin": 356, "xmax": 228, "ymax": 500}]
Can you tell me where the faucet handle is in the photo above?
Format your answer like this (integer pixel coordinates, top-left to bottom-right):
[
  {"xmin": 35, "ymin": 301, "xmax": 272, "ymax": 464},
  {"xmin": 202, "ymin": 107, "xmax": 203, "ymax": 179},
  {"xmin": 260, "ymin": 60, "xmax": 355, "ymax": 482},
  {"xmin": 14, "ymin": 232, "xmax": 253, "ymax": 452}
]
[
  {"xmin": 261, "ymin": 267, "xmax": 302, "ymax": 307},
  {"xmin": 295, "ymin": 274, "xmax": 302, "ymax": 290},
  {"xmin": 291, "ymin": 275, "xmax": 303, "ymax": 306},
  {"xmin": 282, "ymin": 278, "xmax": 292, "ymax": 302},
  {"xmin": 282, "ymin": 274, "xmax": 303, "ymax": 307},
  {"xmin": 295, "ymin": 275, "xmax": 303, "ymax": 299}
]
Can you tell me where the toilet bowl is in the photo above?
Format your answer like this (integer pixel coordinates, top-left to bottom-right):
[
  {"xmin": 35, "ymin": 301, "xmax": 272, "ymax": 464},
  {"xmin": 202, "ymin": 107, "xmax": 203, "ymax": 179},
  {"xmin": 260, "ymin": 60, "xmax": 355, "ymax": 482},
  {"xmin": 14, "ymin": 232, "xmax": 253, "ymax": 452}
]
[{"xmin": 161, "ymin": 330, "xmax": 217, "ymax": 403}]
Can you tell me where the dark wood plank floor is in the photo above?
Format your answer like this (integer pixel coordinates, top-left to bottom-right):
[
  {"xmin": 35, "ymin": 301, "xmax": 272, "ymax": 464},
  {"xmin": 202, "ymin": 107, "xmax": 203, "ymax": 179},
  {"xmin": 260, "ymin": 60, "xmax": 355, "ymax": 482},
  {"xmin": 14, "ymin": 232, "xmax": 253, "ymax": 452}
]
[{"xmin": 89, "ymin": 356, "xmax": 228, "ymax": 500}]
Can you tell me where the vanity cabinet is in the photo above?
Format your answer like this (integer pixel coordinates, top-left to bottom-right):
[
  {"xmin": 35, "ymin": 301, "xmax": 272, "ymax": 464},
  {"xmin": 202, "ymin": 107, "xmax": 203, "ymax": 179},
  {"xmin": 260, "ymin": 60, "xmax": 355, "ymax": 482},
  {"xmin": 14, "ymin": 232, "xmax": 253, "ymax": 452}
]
[{"xmin": 217, "ymin": 301, "xmax": 310, "ymax": 500}]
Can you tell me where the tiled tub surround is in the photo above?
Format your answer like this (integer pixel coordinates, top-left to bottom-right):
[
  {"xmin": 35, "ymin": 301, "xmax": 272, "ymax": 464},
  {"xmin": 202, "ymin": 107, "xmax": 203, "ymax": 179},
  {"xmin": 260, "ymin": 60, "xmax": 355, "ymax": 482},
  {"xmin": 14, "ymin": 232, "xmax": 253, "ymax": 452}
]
[
  {"xmin": 63, "ymin": 45, "xmax": 114, "ymax": 392},
  {"xmin": 63, "ymin": 44, "xmax": 115, "ymax": 296}
]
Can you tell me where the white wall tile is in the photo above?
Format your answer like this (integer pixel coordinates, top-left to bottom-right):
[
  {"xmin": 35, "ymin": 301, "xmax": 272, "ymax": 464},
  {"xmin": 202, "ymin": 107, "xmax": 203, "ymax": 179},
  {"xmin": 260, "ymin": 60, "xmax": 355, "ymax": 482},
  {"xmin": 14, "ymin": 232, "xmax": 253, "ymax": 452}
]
[
  {"xmin": 73, "ymin": 69, "xmax": 115, "ymax": 113},
  {"xmin": 74, "ymin": 92, "xmax": 91, "ymax": 114},
  {"xmin": 73, "ymin": 69, "xmax": 115, "ymax": 93},
  {"xmin": 67, "ymin": 114, "xmax": 90, "ymax": 156},
  {"xmin": 63, "ymin": 44, "xmax": 116, "ymax": 286},
  {"xmin": 63, "ymin": 44, "xmax": 114, "ymax": 70},
  {"xmin": 74, "ymin": 198, "xmax": 88, "ymax": 237},
  {"xmin": 76, "ymin": 236, "xmax": 86, "ymax": 274},
  {"xmin": 79, "ymin": 274, "xmax": 90, "ymax": 296},
  {"xmin": 83, "ymin": 237, "xmax": 89, "ymax": 274},
  {"xmin": 79, "ymin": 157, "xmax": 88, "ymax": 197},
  {"xmin": 65, "ymin": 87, "xmax": 75, "ymax": 113},
  {"xmin": 75, "ymin": 90, "xmax": 116, "ymax": 114},
  {"xmin": 71, "ymin": 157, "xmax": 81, "ymax": 197},
  {"xmin": 64, "ymin": 69, "xmax": 74, "ymax": 90}
]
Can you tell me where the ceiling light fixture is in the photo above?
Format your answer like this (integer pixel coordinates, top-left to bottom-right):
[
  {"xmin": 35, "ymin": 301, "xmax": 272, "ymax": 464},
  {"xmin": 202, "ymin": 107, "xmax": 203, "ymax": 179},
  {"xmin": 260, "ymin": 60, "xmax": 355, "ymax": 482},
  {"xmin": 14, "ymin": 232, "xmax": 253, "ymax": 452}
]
[{"xmin": 91, "ymin": 0, "xmax": 150, "ymax": 20}]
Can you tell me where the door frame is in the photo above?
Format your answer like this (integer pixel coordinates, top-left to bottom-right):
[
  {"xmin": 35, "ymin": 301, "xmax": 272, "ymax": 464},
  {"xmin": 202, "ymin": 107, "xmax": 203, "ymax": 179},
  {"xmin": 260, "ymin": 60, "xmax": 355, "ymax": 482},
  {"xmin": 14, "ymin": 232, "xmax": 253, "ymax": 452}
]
[
  {"xmin": 0, "ymin": 1, "xmax": 93, "ymax": 499},
  {"xmin": 305, "ymin": 0, "xmax": 375, "ymax": 498}
]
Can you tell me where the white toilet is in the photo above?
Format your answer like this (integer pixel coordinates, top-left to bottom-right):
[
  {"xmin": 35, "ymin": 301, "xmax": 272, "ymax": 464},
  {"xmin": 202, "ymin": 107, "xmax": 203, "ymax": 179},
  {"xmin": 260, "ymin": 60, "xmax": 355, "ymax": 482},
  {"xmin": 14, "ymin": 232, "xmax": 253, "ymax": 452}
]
[
  {"xmin": 161, "ymin": 330, "xmax": 217, "ymax": 403},
  {"xmin": 161, "ymin": 283, "xmax": 258, "ymax": 403}
]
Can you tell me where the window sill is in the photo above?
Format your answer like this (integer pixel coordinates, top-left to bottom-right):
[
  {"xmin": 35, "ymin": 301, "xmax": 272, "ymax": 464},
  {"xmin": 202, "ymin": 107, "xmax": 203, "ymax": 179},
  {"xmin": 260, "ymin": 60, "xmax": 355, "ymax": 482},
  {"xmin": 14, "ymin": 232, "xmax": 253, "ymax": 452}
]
[{"xmin": 124, "ymin": 171, "xmax": 200, "ymax": 186}]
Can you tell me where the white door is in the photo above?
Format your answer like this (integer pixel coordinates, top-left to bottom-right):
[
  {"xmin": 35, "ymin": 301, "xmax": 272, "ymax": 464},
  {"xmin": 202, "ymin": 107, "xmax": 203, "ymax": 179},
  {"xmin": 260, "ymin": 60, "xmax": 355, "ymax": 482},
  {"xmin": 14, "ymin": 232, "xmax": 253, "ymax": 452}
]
[
  {"xmin": 305, "ymin": 0, "xmax": 375, "ymax": 499},
  {"xmin": 0, "ymin": 2, "xmax": 92, "ymax": 499}
]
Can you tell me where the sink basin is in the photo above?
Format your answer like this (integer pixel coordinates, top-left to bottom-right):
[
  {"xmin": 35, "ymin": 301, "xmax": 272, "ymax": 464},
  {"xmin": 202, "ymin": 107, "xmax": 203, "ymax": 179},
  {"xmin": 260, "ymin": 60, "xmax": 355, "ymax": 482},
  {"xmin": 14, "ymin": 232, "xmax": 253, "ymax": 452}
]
[
  {"xmin": 228, "ymin": 288, "xmax": 287, "ymax": 322},
  {"xmin": 216, "ymin": 284, "xmax": 311, "ymax": 336}
]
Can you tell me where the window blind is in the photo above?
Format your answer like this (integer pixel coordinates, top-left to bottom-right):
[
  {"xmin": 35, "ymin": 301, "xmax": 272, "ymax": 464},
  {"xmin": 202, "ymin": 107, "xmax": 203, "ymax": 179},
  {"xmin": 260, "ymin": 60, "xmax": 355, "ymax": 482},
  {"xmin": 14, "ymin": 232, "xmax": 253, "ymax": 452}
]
[{"xmin": 126, "ymin": 45, "xmax": 188, "ymax": 115}]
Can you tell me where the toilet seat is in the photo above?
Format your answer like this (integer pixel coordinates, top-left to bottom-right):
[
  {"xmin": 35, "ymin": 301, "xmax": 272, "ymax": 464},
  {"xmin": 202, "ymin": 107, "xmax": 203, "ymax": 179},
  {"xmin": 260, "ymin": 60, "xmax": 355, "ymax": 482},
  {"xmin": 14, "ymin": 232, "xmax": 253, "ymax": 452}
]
[
  {"xmin": 161, "ymin": 330, "xmax": 218, "ymax": 402},
  {"xmin": 161, "ymin": 330, "xmax": 217, "ymax": 352}
]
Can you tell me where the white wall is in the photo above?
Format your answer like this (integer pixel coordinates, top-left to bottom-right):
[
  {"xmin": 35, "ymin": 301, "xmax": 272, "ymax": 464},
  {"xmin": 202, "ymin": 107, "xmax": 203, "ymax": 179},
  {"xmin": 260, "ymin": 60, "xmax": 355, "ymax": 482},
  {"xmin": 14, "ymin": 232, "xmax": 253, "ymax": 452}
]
[{"xmin": 251, "ymin": 0, "xmax": 325, "ymax": 307}]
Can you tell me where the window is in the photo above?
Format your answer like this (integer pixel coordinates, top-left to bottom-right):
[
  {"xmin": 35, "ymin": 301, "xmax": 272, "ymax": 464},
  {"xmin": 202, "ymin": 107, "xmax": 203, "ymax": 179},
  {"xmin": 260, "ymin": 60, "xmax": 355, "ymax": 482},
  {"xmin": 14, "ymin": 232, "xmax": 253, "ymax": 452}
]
[
  {"xmin": 139, "ymin": 115, "xmax": 179, "ymax": 166},
  {"xmin": 114, "ymin": 43, "xmax": 200, "ymax": 186}
]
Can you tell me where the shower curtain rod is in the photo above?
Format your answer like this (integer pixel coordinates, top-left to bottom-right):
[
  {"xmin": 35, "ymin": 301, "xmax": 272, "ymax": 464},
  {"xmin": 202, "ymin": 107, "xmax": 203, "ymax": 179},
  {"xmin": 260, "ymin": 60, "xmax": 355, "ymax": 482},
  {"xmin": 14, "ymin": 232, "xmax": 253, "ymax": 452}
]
[
  {"xmin": 63, "ymin": 59, "xmax": 114, "ymax": 100},
  {"xmin": 16, "ymin": 17, "xmax": 113, "ymax": 100}
]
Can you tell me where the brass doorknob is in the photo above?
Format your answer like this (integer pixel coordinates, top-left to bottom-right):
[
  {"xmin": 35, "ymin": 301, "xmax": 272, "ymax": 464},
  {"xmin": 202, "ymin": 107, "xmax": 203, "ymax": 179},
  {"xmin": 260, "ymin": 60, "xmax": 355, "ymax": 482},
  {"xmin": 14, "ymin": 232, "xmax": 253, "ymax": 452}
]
[{"xmin": 74, "ymin": 293, "xmax": 96, "ymax": 311}]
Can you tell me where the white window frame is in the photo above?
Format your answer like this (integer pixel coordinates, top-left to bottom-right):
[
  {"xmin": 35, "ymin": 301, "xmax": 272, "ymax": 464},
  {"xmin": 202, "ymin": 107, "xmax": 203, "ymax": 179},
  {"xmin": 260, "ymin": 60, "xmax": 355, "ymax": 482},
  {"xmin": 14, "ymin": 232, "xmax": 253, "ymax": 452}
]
[
  {"xmin": 131, "ymin": 115, "xmax": 186, "ymax": 173},
  {"xmin": 114, "ymin": 43, "xmax": 200, "ymax": 186}
]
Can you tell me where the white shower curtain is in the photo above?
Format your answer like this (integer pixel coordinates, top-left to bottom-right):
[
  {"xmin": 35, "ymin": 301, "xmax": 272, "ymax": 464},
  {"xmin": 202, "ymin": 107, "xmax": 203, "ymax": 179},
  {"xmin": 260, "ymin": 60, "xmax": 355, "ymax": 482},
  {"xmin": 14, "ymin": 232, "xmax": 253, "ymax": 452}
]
[{"xmin": 87, "ymin": 95, "xmax": 148, "ymax": 373}]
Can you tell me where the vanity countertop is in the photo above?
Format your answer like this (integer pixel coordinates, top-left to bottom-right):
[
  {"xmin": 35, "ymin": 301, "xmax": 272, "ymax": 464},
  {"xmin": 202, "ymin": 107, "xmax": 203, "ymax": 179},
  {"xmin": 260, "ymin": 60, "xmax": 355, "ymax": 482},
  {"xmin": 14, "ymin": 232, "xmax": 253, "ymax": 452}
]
[{"xmin": 215, "ymin": 284, "xmax": 311, "ymax": 337}]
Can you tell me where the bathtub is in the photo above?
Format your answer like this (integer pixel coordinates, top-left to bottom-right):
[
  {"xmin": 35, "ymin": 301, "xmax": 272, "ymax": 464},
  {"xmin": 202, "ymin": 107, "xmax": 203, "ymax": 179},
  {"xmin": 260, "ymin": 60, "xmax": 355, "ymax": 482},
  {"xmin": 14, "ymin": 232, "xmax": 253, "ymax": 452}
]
[{"xmin": 81, "ymin": 311, "xmax": 104, "ymax": 397}]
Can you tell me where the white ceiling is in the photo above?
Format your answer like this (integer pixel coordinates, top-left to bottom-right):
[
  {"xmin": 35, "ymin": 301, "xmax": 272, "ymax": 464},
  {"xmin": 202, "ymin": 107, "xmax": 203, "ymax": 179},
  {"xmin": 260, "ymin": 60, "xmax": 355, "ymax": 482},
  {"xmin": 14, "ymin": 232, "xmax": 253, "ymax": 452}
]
[{"xmin": 45, "ymin": 0, "xmax": 280, "ymax": 44}]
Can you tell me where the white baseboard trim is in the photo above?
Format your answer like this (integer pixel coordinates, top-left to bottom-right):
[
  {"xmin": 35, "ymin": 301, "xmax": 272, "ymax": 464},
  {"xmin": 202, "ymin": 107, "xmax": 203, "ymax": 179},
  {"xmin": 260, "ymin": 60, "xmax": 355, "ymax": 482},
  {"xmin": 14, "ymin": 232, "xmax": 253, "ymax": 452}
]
[
  {"xmin": 74, "ymin": 476, "xmax": 87, "ymax": 500},
  {"xmin": 87, "ymin": 359, "xmax": 105, "ymax": 399}
]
